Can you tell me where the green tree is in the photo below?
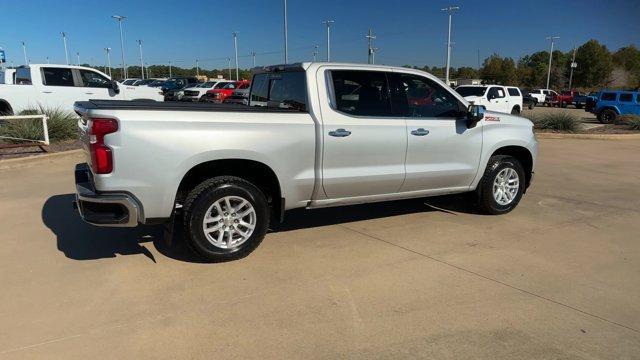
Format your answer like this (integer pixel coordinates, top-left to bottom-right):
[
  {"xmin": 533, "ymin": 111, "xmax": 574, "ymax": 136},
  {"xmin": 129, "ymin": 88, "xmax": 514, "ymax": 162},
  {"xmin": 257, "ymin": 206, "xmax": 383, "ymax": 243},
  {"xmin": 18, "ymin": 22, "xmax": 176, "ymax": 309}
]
[
  {"xmin": 453, "ymin": 66, "xmax": 479, "ymax": 79},
  {"xmin": 480, "ymin": 54, "xmax": 517, "ymax": 85},
  {"xmin": 573, "ymin": 39, "xmax": 613, "ymax": 88}
]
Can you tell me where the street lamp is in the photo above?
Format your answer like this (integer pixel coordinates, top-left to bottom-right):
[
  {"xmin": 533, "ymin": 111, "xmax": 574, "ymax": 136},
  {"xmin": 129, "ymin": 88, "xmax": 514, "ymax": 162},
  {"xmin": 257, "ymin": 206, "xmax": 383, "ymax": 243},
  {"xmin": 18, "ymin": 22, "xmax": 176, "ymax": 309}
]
[
  {"xmin": 232, "ymin": 32, "xmax": 239, "ymax": 80},
  {"xmin": 76, "ymin": 52, "xmax": 80, "ymax": 66},
  {"xmin": 168, "ymin": 60, "xmax": 172, "ymax": 78},
  {"xmin": 366, "ymin": 28, "xmax": 376, "ymax": 64},
  {"xmin": 196, "ymin": 59, "xmax": 199, "ymax": 77},
  {"xmin": 112, "ymin": 15, "xmax": 127, "ymax": 79},
  {"xmin": 61, "ymin": 32, "xmax": 69, "ymax": 65},
  {"xmin": 137, "ymin": 40, "xmax": 145, "ymax": 79},
  {"xmin": 104, "ymin": 48, "xmax": 112, "ymax": 78},
  {"xmin": 283, "ymin": 0, "xmax": 288, "ymax": 64},
  {"xmin": 226, "ymin": 57, "xmax": 231, "ymax": 80},
  {"xmin": 322, "ymin": 20, "xmax": 335, "ymax": 61},
  {"xmin": 441, "ymin": 5, "xmax": 459, "ymax": 86},
  {"xmin": 251, "ymin": 52, "xmax": 256, "ymax": 68},
  {"xmin": 312, "ymin": 45, "xmax": 319, "ymax": 61},
  {"xmin": 21, "ymin": 41, "xmax": 27, "ymax": 65},
  {"xmin": 545, "ymin": 36, "xmax": 560, "ymax": 89}
]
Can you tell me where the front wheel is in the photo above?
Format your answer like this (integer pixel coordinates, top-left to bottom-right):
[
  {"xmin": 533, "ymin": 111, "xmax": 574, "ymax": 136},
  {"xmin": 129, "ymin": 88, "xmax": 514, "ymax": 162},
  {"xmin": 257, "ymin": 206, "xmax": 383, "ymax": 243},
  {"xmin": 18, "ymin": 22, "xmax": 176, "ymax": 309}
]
[
  {"xmin": 182, "ymin": 176, "xmax": 270, "ymax": 262},
  {"xmin": 597, "ymin": 109, "xmax": 617, "ymax": 124},
  {"xmin": 476, "ymin": 155, "xmax": 525, "ymax": 215},
  {"xmin": 511, "ymin": 106, "xmax": 521, "ymax": 115}
]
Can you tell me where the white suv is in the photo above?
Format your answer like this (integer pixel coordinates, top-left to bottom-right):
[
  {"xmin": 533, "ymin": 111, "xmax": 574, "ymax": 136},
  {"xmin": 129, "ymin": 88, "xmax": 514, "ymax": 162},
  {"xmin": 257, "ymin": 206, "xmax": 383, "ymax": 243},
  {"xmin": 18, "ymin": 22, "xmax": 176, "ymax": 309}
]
[
  {"xmin": 530, "ymin": 89, "xmax": 558, "ymax": 105},
  {"xmin": 455, "ymin": 85, "xmax": 524, "ymax": 114}
]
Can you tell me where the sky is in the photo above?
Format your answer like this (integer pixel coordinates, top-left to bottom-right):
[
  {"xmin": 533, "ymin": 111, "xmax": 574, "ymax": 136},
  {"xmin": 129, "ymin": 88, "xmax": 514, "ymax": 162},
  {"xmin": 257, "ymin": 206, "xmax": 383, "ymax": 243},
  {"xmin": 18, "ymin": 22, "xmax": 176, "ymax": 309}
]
[{"xmin": 0, "ymin": 0, "xmax": 639, "ymax": 70}]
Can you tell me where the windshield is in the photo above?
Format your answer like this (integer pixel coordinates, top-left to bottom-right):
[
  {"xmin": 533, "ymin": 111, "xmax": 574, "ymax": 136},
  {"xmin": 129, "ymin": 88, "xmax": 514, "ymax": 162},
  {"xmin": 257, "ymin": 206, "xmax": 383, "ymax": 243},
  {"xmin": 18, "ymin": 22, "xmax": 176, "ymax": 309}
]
[
  {"xmin": 455, "ymin": 86, "xmax": 487, "ymax": 97},
  {"xmin": 122, "ymin": 79, "xmax": 138, "ymax": 85},
  {"xmin": 214, "ymin": 82, "xmax": 232, "ymax": 89}
]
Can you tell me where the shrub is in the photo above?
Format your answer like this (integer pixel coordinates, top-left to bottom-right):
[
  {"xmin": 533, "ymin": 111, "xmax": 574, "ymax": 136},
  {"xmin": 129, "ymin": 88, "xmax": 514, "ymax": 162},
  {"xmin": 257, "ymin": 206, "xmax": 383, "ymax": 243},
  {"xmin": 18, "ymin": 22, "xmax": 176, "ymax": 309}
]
[
  {"xmin": 0, "ymin": 106, "xmax": 78, "ymax": 143},
  {"xmin": 618, "ymin": 115, "xmax": 640, "ymax": 130},
  {"xmin": 529, "ymin": 112, "xmax": 579, "ymax": 132}
]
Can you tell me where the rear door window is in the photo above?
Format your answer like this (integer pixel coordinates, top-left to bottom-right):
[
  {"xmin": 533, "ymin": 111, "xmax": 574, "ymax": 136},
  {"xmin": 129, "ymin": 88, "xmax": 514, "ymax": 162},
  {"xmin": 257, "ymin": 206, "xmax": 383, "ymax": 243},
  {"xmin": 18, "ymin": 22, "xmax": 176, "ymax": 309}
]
[
  {"xmin": 488, "ymin": 87, "xmax": 505, "ymax": 99},
  {"xmin": 42, "ymin": 67, "xmax": 74, "ymax": 87},
  {"xmin": 619, "ymin": 93, "xmax": 633, "ymax": 102},
  {"xmin": 601, "ymin": 92, "xmax": 617, "ymax": 101},
  {"xmin": 329, "ymin": 70, "xmax": 392, "ymax": 117}
]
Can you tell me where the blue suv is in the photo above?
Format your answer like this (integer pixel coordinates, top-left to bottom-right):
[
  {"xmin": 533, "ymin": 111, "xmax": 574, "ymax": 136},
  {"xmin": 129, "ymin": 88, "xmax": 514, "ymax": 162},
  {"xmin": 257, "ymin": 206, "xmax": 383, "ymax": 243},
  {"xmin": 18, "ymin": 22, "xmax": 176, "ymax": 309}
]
[{"xmin": 588, "ymin": 90, "xmax": 640, "ymax": 123}]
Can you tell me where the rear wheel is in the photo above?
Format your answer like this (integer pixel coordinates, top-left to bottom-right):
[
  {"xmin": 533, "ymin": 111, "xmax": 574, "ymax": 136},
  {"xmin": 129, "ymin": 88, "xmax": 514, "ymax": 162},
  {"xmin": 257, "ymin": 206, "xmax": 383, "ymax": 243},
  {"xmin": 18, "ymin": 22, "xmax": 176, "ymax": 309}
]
[
  {"xmin": 182, "ymin": 176, "xmax": 269, "ymax": 262},
  {"xmin": 528, "ymin": 102, "xmax": 534, "ymax": 110},
  {"xmin": 511, "ymin": 106, "xmax": 521, "ymax": 115},
  {"xmin": 476, "ymin": 155, "xmax": 525, "ymax": 215}
]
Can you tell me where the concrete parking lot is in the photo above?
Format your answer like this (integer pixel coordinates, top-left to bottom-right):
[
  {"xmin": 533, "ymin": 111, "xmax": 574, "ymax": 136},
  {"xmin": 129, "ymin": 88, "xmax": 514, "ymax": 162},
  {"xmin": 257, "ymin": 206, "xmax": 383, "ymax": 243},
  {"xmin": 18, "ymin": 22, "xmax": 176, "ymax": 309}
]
[{"xmin": 1, "ymin": 138, "xmax": 639, "ymax": 359}]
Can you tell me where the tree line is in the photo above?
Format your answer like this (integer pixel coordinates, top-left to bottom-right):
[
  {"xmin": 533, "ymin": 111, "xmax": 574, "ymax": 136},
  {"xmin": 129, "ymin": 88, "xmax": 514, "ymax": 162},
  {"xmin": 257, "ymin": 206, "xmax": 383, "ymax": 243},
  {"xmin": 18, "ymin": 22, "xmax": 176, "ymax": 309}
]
[{"xmin": 406, "ymin": 40, "xmax": 639, "ymax": 90}]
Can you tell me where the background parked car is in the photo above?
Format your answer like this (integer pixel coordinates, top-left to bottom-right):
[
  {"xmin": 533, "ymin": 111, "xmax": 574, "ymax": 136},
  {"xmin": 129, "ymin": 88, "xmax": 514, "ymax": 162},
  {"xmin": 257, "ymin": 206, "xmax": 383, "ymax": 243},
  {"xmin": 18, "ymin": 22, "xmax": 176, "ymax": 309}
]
[
  {"xmin": 455, "ymin": 85, "xmax": 524, "ymax": 114},
  {"xmin": 589, "ymin": 90, "xmax": 640, "ymax": 123},
  {"xmin": 121, "ymin": 78, "xmax": 141, "ymax": 85},
  {"xmin": 131, "ymin": 79, "xmax": 157, "ymax": 86},
  {"xmin": 574, "ymin": 91, "xmax": 598, "ymax": 109},
  {"xmin": 222, "ymin": 83, "xmax": 251, "ymax": 105},
  {"xmin": 202, "ymin": 80, "xmax": 250, "ymax": 103},
  {"xmin": 181, "ymin": 80, "xmax": 228, "ymax": 101},
  {"xmin": 520, "ymin": 89, "xmax": 536, "ymax": 110},
  {"xmin": 549, "ymin": 90, "xmax": 580, "ymax": 108},
  {"xmin": 161, "ymin": 77, "xmax": 199, "ymax": 93}
]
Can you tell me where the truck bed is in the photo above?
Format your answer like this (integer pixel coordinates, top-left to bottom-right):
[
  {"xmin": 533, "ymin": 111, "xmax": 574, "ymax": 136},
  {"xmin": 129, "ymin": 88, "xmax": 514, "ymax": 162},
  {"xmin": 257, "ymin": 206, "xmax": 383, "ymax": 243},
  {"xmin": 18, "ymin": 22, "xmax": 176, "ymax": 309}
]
[{"xmin": 74, "ymin": 100, "xmax": 304, "ymax": 113}]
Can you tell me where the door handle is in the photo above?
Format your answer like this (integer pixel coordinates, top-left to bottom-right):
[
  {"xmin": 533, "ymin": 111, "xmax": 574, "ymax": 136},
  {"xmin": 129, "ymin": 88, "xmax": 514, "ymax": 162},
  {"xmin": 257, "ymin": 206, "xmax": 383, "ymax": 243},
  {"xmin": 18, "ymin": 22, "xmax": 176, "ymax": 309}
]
[
  {"xmin": 42, "ymin": 91, "xmax": 53, "ymax": 94},
  {"xmin": 328, "ymin": 128, "xmax": 351, "ymax": 137},
  {"xmin": 85, "ymin": 92, "xmax": 94, "ymax": 95},
  {"xmin": 410, "ymin": 128, "xmax": 429, "ymax": 136}
]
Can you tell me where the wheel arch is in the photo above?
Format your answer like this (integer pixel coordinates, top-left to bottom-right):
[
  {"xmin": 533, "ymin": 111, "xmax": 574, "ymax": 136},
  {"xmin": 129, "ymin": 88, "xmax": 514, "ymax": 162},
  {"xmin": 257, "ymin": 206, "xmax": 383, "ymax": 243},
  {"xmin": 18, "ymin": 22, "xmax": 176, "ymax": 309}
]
[
  {"xmin": 0, "ymin": 99, "xmax": 14, "ymax": 115},
  {"xmin": 175, "ymin": 159, "xmax": 284, "ymax": 223},
  {"xmin": 490, "ymin": 145, "xmax": 534, "ymax": 190}
]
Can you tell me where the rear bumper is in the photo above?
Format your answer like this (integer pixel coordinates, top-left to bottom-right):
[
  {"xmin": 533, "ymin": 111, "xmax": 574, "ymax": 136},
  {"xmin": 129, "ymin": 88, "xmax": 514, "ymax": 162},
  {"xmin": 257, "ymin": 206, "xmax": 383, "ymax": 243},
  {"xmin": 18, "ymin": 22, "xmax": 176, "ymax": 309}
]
[{"xmin": 74, "ymin": 163, "xmax": 140, "ymax": 227}]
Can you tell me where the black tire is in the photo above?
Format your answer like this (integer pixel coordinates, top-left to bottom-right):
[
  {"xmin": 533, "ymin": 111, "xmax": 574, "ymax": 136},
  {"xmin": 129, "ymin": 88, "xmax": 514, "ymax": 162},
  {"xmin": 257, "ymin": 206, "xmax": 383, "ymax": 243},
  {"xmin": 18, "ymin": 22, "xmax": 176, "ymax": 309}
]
[
  {"xmin": 576, "ymin": 104, "xmax": 583, "ymax": 109},
  {"xmin": 528, "ymin": 102, "xmax": 534, "ymax": 110},
  {"xmin": 476, "ymin": 155, "xmax": 525, "ymax": 215},
  {"xmin": 561, "ymin": 102, "xmax": 567, "ymax": 108},
  {"xmin": 182, "ymin": 176, "xmax": 269, "ymax": 262},
  {"xmin": 597, "ymin": 109, "xmax": 617, "ymax": 124},
  {"xmin": 510, "ymin": 106, "xmax": 521, "ymax": 115}
]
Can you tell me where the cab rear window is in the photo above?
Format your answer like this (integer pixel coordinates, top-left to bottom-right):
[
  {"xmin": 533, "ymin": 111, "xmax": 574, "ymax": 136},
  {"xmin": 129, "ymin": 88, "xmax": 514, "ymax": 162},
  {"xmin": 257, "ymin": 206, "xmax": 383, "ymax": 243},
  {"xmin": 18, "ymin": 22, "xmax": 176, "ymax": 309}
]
[
  {"xmin": 507, "ymin": 88, "xmax": 521, "ymax": 96},
  {"xmin": 601, "ymin": 93, "xmax": 617, "ymax": 101},
  {"xmin": 250, "ymin": 72, "xmax": 307, "ymax": 111}
]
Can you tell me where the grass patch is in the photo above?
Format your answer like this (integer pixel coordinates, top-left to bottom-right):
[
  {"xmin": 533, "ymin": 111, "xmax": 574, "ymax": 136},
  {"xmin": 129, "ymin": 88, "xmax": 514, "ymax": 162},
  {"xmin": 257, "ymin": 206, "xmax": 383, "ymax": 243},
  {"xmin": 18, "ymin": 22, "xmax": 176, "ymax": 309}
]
[
  {"xmin": 529, "ymin": 112, "xmax": 579, "ymax": 132},
  {"xmin": 618, "ymin": 115, "xmax": 640, "ymax": 130},
  {"xmin": 0, "ymin": 106, "xmax": 78, "ymax": 143}
]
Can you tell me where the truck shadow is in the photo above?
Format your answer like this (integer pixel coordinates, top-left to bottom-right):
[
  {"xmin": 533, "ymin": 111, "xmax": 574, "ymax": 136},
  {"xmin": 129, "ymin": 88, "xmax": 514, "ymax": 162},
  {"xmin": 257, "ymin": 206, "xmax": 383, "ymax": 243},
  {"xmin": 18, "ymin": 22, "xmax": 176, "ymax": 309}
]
[
  {"xmin": 43, "ymin": 193, "xmax": 477, "ymax": 263},
  {"xmin": 41, "ymin": 194, "xmax": 205, "ymax": 263},
  {"xmin": 271, "ymin": 194, "xmax": 479, "ymax": 232}
]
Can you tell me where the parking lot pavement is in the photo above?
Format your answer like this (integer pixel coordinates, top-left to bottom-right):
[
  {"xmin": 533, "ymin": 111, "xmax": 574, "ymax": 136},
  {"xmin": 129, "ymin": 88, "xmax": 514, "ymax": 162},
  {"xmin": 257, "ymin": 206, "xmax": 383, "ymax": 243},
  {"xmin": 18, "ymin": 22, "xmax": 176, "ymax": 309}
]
[{"xmin": 1, "ymin": 139, "xmax": 639, "ymax": 359}]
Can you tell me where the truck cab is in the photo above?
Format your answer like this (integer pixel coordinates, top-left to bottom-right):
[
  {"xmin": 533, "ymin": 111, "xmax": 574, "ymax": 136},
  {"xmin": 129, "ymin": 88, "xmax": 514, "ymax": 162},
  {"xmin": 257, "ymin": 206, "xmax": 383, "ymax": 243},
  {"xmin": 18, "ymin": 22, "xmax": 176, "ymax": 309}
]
[{"xmin": 0, "ymin": 64, "xmax": 164, "ymax": 115}]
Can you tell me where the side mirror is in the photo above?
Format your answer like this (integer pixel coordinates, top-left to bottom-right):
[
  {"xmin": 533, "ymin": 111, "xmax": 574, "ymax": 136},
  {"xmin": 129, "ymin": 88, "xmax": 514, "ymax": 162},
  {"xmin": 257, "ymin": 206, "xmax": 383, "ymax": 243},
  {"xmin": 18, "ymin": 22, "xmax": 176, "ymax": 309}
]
[
  {"xmin": 466, "ymin": 104, "xmax": 485, "ymax": 128},
  {"xmin": 110, "ymin": 80, "xmax": 120, "ymax": 94}
]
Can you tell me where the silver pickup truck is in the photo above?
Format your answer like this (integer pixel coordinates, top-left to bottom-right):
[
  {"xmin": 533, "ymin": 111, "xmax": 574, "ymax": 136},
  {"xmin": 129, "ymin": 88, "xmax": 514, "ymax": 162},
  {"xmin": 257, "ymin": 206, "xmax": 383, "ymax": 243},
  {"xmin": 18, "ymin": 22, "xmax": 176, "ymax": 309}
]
[{"xmin": 74, "ymin": 62, "xmax": 537, "ymax": 261}]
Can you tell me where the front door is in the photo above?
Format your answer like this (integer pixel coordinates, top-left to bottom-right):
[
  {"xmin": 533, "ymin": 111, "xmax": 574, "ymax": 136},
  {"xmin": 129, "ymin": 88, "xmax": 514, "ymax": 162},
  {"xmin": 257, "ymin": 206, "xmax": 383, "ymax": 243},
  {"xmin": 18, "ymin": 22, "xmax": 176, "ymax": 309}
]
[
  {"xmin": 76, "ymin": 69, "xmax": 117, "ymax": 101},
  {"xmin": 388, "ymin": 72, "xmax": 483, "ymax": 192},
  {"xmin": 487, "ymin": 86, "xmax": 510, "ymax": 113},
  {"xmin": 319, "ymin": 68, "xmax": 407, "ymax": 199}
]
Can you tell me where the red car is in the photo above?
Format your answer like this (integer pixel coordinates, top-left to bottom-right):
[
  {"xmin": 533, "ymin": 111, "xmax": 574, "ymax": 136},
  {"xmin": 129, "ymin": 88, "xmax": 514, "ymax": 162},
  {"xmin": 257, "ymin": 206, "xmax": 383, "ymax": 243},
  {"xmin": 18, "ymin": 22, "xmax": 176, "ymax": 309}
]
[
  {"xmin": 549, "ymin": 90, "xmax": 579, "ymax": 108},
  {"xmin": 203, "ymin": 80, "xmax": 250, "ymax": 103}
]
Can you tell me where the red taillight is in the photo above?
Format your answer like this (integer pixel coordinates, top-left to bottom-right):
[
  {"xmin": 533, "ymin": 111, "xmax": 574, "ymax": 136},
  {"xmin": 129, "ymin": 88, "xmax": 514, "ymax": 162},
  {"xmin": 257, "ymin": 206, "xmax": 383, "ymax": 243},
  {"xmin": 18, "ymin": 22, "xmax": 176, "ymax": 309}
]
[{"xmin": 89, "ymin": 118, "xmax": 118, "ymax": 174}]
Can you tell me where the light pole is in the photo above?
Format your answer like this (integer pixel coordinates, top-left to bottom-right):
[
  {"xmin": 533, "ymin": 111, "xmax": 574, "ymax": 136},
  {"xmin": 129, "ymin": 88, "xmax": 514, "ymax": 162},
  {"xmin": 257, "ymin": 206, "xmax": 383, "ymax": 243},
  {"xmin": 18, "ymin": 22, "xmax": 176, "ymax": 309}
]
[
  {"xmin": 226, "ymin": 57, "xmax": 231, "ymax": 80},
  {"xmin": 251, "ymin": 52, "xmax": 256, "ymax": 68},
  {"xmin": 112, "ymin": 15, "xmax": 127, "ymax": 79},
  {"xmin": 568, "ymin": 46, "xmax": 577, "ymax": 90},
  {"xmin": 441, "ymin": 5, "xmax": 459, "ymax": 86},
  {"xmin": 545, "ymin": 35, "xmax": 560, "ymax": 89},
  {"xmin": 21, "ymin": 41, "xmax": 27, "ymax": 65},
  {"xmin": 104, "ymin": 48, "xmax": 112, "ymax": 78},
  {"xmin": 137, "ymin": 40, "xmax": 145, "ymax": 79},
  {"xmin": 322, "ymin": 20, "xmax": 335, "ymax": 61},
  {"xmin": 61, "ymin": 32, "xmax": 69, "ymax": 65},
  {"xmin": 46, "ymin": 56, "xmax": 49, "ymax": 64},
  {"xmin": 196, "ymin": 59, "xmax": 199, "ymax": 77},
  {"xmin": 283, "ymin": 0, "xmax": 288, "ymax": 63},
  {"xmin": 168, "ymin": 60, "xmax": 172, "ymax": 78},
  {"xmin": 232, "ymin": 32, "xmax": 239, "ymax": 80},
  {"xmin": 312, "ymin": 45, "xmax": 319, "ymax": 61},
  {"xmin": 76, "ymin": 52, "xmax": 80, "ymax": 66},
  {"xmin": 366, "ymin": 28, "xmax": 376, "ymax": 64}
]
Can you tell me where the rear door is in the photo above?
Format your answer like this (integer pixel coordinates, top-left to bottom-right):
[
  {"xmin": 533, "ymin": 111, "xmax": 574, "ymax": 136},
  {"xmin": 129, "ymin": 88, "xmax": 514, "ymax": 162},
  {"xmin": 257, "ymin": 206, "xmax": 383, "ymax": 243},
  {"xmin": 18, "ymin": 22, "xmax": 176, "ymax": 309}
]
[
  {"xmin": 388, "ymin": 71, "xmax": 482, "ymax": 192},
  {"xmin": 487, "ymin": 86, "xmax": 510, "ymax": 113},
  {"xmin": 318, "ymin": 68, "xmax": 407, "ymax": 199}
]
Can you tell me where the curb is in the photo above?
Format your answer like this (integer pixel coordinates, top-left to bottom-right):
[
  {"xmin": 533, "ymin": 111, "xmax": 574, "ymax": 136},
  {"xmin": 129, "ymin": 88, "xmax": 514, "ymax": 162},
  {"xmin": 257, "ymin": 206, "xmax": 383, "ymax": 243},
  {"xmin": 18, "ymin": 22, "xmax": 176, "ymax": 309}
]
[
  {"xmin": 0, "ymin": 149, "xmax": 84, "ymax": 170},
  {"xmin": 535, "ymin": 132, "xmax": 640, "ymax": 140}
]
